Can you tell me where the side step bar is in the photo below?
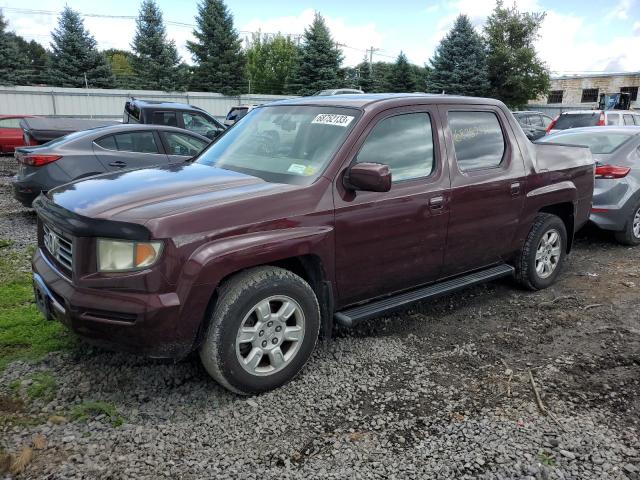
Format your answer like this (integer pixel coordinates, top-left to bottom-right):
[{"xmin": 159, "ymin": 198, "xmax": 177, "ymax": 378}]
[{"xmin": 334, "ymin": 264, "xmax": 515, "ymax": 327}]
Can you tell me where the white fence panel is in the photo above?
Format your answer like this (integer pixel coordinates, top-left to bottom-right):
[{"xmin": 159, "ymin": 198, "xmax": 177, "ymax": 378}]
[{"xmin": 0, "ymin": 86, "xmax": 295, "ymax": 119}]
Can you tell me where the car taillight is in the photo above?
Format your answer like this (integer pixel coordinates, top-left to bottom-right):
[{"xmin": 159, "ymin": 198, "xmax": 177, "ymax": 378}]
[
  {"xmin": 598, "ymin": 111, "xmax": 605, "ymax": 126},
  {"xmin": 18, "ymin": 154, "xmax": 62, "ymax": 167},
  {"xmin": 546, "ymin": 116, "xmax": 558, "ymax": 133},
  {"xmin": 594, "ymin": 165, "xmax": 630, "ymax": 179}
]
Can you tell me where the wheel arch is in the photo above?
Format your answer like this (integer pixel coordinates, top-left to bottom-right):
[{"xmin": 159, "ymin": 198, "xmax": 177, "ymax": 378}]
[
  {"xmin": 538, "ymin": 202, "xmax": 575, "ymax": 252},
  {"xmin": 192, "ymin": 253, "xmax": 333, "ymax": 351}
]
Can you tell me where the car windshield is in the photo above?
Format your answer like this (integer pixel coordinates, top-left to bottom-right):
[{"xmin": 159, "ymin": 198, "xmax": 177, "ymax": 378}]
[
  {"xmin": 196, "ymin": 105, "xmax": 360, "ymax": 185},
  {"xmin": 539, "ymin": 131, "xmax": 636, "ymax": 154}
]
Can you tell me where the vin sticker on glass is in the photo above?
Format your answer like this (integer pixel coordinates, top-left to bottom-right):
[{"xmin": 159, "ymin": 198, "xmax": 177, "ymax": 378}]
[{"xmin": 311, "ymin": 114, "xmax": 355, "ymax": 127}]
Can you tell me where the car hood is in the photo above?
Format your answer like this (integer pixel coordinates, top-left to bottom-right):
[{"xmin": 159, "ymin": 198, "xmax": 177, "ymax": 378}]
[{"xmin": 48, "ymin": 163, "xmax": 296, "ymax": 221}]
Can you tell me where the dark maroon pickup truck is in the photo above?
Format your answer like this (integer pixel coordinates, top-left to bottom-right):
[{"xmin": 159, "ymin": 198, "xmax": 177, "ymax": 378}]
[{"xmin": 31, "ymin": 94, "xmax": 594, "ymax": 394}]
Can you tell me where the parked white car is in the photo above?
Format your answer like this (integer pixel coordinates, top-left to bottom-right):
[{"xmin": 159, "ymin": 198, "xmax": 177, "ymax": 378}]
[
  {"xmin": 548, "ymin": 110, "xmax": 640, "ymax": 133},
  {"xmin": 224, "ymin": 105, "xmax": 258, "ymax": 127}
]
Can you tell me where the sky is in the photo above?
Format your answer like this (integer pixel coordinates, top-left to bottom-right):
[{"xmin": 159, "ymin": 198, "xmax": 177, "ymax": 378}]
[{"xmin": 1, "ymin": 0, "xmax": 640, "ymax": 75}]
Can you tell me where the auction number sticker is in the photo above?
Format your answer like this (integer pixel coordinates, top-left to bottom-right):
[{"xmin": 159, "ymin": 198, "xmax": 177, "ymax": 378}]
[{"xmin": 311, "ymin": 113, "xmax": 355, "ymax": 127}]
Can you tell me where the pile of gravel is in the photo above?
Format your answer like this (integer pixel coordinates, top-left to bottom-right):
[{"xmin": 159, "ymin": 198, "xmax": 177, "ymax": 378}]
[{"xmin": 0, "ymin": 155, "xmax": 36, "ymax": 248}]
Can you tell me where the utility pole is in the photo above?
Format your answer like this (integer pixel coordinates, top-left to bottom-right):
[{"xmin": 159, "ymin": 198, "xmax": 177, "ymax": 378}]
[
  {"xmin": 84, "ymin": 73, "xmax": 93, "ymax": 119},
  {"xmin": 367, "ymin": 46, "xmax": 381, "ymax": 73}
]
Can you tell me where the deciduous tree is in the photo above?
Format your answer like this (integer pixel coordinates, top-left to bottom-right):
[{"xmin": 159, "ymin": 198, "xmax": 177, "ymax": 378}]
[{"xmin": 484, "ymin": 1, "xmax": 550, "ymax": 107}]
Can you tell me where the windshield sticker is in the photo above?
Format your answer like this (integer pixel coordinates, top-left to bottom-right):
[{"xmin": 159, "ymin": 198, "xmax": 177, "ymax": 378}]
[
  {"xmin": 287, "ymin": 163, "xmax": 307, "ymax": 175},
  {"xmin": 311, "ymin": 114, "xmax": 355, "ymax": 127}
]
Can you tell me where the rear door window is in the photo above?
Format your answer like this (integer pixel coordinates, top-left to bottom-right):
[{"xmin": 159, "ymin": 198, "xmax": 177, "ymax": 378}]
[
  {"xmin": 623, "ymin": 114, "xmax": 635, "ymax": 125},
  {"xmin": 95, "ymin": 135, "xmax": 117, "ymax": 150},
  {"xmin": 448, "ymin": 111, "xmax": 505, "ymax": 171},
  {"xmin": 554, "ymin": 113, "xmax": 600, "ymax": 130},
  {"xmin": 356, "ymin": 112, "xmax": 435, "ymax": 182},
  {"xmin": 607, "ymin": 114, "xmax": 621, "ymax": 125},
  {"xmin": 113, "ymin": 132, "xmax": 160, "ymax": 153},
  {"xmin": 541, "ymin": 116, "xmax": 553, "ymax": 128},
  {"xmin": 529, "ymin": 115, "xmax": 543, "ymax": 127},
  {"xmin": 151, "ymin": 111, "xmax": 178, "ymax": 127}
]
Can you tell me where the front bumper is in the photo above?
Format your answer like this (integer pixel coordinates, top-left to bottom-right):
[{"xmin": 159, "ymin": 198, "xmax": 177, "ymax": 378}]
[
  {"xmin": 12, "ymin": 177, "xmax": 42, "ymax": 207},
  {"xmin": 32, "ymin": 248, "xmax": 195, "ymax": 358}
]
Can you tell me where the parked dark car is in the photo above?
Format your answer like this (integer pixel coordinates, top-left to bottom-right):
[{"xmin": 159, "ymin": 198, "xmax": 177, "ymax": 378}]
[
  {"xmin": 20, "ymin": 117, "xmax": 119, "ymax": 146},
  {"xmin": 0, "ymin": 115, "xmax": 36, "ymax": 153},
  {"xmin": 13, "ymin": 124, "xmax": 209, "ymax": 206},
  {"xmin": 31, "ymin": 94, "xmax": 594, "ymax": 395},
  {"xmin": 512, "ymin": 111, "xmax": 554, "ymax": 140},
  {"xmin": 123, "ymin": 98, "xmax": 226, "ymax": 140},
  {"xmin": 538, "ymin": 126, "xmax": 640, "ymax": 244}
]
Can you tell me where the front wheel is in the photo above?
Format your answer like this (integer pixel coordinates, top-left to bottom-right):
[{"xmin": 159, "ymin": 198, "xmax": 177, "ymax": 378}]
[
  {"xmin": 516, "ymin": 213, "xmax": 567, "ymax": 290},
  {"xmin": 199, "ymin": 267, "xmax": 320, "ymax": 395},
  {"xmin": 614, "ymin": 204, "xmax": 640, "ymax": 246}
]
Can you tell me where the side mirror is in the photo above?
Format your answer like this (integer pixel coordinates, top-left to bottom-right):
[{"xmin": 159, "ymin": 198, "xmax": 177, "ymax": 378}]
[{"xmin": 344, "ymin": 162, "xmax": 392, "ymax": 192}]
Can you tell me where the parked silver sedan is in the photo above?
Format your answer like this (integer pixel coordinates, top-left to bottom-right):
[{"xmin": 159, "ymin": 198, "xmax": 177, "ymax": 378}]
[
  {"xmin": 539, "ymin": 126, "xmax": 640, "ymax": 245},
  {"xmin": 12, "ymin": 124, "xmax": 210, "ymax": 206}
]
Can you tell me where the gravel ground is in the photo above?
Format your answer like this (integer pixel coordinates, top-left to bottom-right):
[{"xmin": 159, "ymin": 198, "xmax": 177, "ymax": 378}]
[{"xmin": 1, "ymin": 155, "xmax": 639, "ymax": 479}]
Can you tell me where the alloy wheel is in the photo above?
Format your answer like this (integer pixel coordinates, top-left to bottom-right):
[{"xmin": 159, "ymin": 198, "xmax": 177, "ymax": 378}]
[
  {"xmin": 535, "ymin": 229, "xmax": 561, "ymax": 279},
  {"xmin": 235, "ymin": 295, "xmax": 305, "ymax": 376}
]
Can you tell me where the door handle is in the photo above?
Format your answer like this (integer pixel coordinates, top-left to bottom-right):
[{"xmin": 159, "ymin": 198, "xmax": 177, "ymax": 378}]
[
  {"xmin": 109, "ymin": 161, "xmax": 127, "ymax": 168},
  {"xmin": 510, "ymin": 182, "xmax": 521, "ymax": 196},
  {"xmin": 429, "ymin": 195, "xmax": 444, "ymax": 210}
]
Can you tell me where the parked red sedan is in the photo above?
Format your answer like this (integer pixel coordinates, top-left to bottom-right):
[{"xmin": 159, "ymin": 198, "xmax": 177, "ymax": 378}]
[{"xmin": 0, "ymin": 115, "xmax": 35, "ymax": 154}]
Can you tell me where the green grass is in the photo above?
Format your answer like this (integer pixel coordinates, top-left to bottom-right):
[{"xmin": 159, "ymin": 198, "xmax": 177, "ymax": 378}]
[
  {"xmin": 538, "ymin": 451, "xmax": 556, "ymax": 466},
  {"xmin": 0, "ymin": 239, "xmax": 13, "ymax": 249},
  {"xmin": 27, "ymin": 372, "xmax": 57, "ymax": 402},
  {"xmin": 71, "ymin": 401, "xmax": 124, "ymax": 427},
  {"xmin": 0, "ymin": 244, "xmax": 75, "ymax": 371}
]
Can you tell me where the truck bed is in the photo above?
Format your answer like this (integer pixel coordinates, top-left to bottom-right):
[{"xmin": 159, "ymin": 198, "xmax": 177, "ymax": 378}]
[{"xmin": 19, "ymin": 117, "xmax": 119, "ymax": 144}]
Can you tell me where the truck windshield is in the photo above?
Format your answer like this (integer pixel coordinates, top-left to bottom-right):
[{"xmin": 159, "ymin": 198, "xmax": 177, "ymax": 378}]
[{"xmin": 196, "ymin": 105, "xmax": 360, "ymax": 185}]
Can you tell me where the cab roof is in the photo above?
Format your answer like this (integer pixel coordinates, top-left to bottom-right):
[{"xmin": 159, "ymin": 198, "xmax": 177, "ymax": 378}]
[{"xmin": 266, "ymin": 93, "xmax": 507, "ymax": 110}]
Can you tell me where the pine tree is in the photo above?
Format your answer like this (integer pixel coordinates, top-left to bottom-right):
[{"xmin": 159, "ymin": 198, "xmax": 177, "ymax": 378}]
[
  {"xmin": 484, "ymin": 1, "xmax": 550, "ymax": 107},
  {"xmin": 388, "ymin": 52, "xmax": 418, "ymax": 92},
  {"xmin": 428, "ymin": 15, "xmax": 489, "ymax": 96},
  {"xmin": 294, "ymin": 12, "xmax": 344, "ymax": 96},
  {"xmin": 131, "ymin": 0, "xmax": 184, "ymax": 91},
  {"xmin": 49, "ymin": 7, "xmax": 114, "ymax": 88},
  {"xmin": 187, "ymin": 0, "xmax": 245, "ymax": 95},
  {"xmin": 0, "ymin": 10, "xmax": 28, "ymax": 85}
]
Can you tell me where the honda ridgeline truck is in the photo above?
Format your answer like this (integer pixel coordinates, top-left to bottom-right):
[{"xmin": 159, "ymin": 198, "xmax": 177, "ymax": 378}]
[{"xmin": 31, "ymin": 94, "xmax": 594, "ymax": 394}]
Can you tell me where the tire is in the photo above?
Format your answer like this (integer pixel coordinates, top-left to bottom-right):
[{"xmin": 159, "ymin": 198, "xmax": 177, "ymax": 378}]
[
  {"xmin": 199, "ymin": 266, "xmax": 320, "ymax": 395},
  {"xmin": 516, "ymin": 213, "xmax": 567, "ymax": 290},
  {"xmin": 614, "ymin": 204, "xmax": 640, "ymax": 246}
]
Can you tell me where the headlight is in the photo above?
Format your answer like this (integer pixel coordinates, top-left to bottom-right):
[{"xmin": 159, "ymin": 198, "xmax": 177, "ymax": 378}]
[{"xmin": 97, "ymin": 239, "xmax": 163, "ymax": 272}]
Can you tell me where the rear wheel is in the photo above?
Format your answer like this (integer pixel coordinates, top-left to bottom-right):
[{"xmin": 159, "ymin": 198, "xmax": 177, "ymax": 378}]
[
  {"xmin": 199, "ymin": 267, "xmax": 320, "ymax": 395},
  {"xmin": 614, "ymin": 205, "xmax": 640, "ymax": 246},
  {"xmin": 516, "ymin": 213, "xmax": 567, "ymax": 290}
]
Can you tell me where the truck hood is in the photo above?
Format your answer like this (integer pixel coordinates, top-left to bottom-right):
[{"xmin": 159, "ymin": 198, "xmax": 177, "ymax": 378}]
[{"xmin": 48, "ymin": 163, "xmax": 296, "ymax": 221}]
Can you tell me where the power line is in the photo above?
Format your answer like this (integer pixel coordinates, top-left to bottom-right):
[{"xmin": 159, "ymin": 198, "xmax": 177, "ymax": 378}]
[{"xmin": 2, "ymin": 6, "xmax": 398, "ymax": 62}]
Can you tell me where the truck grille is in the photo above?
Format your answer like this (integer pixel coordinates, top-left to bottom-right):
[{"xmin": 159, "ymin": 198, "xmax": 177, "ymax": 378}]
[{"xmin": 43, "ymin": 223, "xmax": 73, "ymax": 271}]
